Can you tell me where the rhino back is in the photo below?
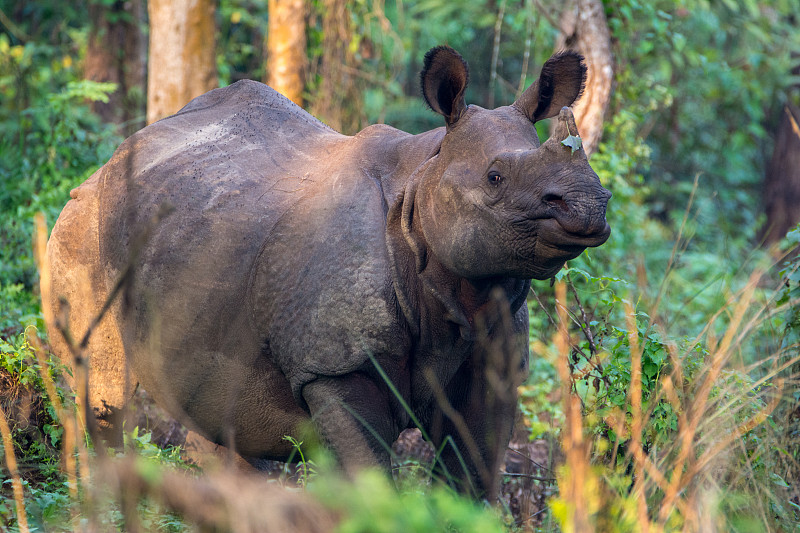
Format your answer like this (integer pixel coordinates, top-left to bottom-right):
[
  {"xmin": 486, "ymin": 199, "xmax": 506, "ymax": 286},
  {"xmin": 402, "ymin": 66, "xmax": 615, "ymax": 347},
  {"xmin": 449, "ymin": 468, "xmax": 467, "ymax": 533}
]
[{"xmin": 91, "ymin": 80, "xmax": 406, "ymax": 431}]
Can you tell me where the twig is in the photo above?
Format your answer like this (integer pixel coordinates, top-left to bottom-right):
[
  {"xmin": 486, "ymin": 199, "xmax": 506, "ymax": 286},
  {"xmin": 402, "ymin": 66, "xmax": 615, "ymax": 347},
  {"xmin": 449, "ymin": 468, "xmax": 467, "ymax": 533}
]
[
  {"xmin": 531, "ymin": 0, "xmax": 560, "ymax": 29},
  {"xmin": 566, "ymin": 272, "xmax": 598, "ymax": 356},
  {"xmin": 523, "ymin": 507, "xmax": 548, "ymax": 522},
  {"xmin": 501, "ymin": 472, "xmax": 556, "ymax": 481},
  {"xmin": 516, "ymin": 0, "xmax": 535, "ymax": 99},
  {"xmin": 506, "ymin": 446, "xmax": 555, "ymax": 473},
  {"xmin": 0, "ymin": 404, "xmax": 30, "ymax": 533},
  {"xmin": 488, "ymin": 0, "xmax": 506, "ymax": 109},
  {"xmin": 529, "ymin": 287, "xmax": 556, "ymax": 327},
  {"xmin": 77, "ymin": 203, "xmax": 174, "ymax": 351},
  {"xmin": 0, "ymin": 8, "xmax": 29, "ymax": 42},
  {"xmin": 626, "ymin": 302, "xmax": 650, "ymax": 532},
  {"xmin": 650, "ymin": 173, "xmax": 700, "ymax": 326}
]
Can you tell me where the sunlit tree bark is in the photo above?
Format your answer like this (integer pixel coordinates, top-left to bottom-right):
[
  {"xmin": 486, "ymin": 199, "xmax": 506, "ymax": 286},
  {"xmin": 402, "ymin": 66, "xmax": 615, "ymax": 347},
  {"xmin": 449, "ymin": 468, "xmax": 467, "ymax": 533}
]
[
  {"xmin": 147, "ymin": 0, "xmax": 217, "ymax": 124},
  {"xmin": 309, "ymin": 0, "xmax": 364, "ymax": 134},
  {"xmin": 555, "ymin": 0, "xmax": 613, "ymax": 157},
  {"xmin": 266, "ymin": 0, "xmax": 306, "ymax": 105},
  {"xmin": 85, "ymin": 0, "xmax": 147, "ymax": 134}
]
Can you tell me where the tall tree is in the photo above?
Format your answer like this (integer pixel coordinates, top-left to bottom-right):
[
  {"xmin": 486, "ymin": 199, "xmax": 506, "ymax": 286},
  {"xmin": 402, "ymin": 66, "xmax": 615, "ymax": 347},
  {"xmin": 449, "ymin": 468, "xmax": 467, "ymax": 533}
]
[
  {"xmin": 555, "ymin": 0, "xmax": 613, "ymax": 157},
  {"xmin": 85, "ymin": 0, "xmax": 147, "ymax": 134},
  {"xmin": 761, "ymin": 103, "xmax": 800, "ymax": 246},
  {"xmin": 146, "ymin": 0, "xmax": 218, "ymax": 124},
  {"xmin": 265, "ymin": 0, "xmax": 306, "ymax": 105},
  {"xmin": 308, "ymin": 0, "xmax": 364, "ymax": 134}
]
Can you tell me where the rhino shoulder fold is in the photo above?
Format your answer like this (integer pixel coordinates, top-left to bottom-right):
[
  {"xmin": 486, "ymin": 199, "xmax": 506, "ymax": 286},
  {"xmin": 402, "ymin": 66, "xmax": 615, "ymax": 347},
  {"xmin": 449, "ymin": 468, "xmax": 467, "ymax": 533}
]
[{"xmin": 248, "ymin": 167, "xmax": 409, "ymax": 402}]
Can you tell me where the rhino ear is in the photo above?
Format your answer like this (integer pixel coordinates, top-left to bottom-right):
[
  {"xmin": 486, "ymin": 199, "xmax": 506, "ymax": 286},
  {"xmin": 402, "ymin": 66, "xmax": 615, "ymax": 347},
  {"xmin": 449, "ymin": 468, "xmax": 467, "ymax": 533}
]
[
  {"xmin": 513, "ymin": 51, "xmax": 586, "ymax": 123},
  {"xmin": 420, "ymin": 46, "xmax": 469, "ymax": 128}
]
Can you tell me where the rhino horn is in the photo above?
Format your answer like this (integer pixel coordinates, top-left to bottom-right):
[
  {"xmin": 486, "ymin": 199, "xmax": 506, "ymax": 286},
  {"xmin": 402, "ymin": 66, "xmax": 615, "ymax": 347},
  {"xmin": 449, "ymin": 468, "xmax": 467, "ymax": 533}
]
[{"xmin": 543, "ymin": 106, "xmax": 587, "ymax": 157}]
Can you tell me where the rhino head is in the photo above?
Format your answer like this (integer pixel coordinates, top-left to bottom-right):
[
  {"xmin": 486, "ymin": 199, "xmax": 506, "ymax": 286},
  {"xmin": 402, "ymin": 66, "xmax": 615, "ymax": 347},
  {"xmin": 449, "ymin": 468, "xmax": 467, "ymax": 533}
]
[{"xmin": 414, "ymin": 46, "xmax": 611, "ymax": 280}]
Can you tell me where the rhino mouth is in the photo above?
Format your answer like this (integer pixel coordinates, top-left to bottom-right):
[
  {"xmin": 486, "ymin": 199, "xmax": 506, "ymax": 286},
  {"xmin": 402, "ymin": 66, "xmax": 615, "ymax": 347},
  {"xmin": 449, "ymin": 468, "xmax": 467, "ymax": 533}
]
[
  {"xmin": 507, "ymin": 217, "xmax": 610, "ymax": 280},
  {"xmin": 541, "ymin": 217, "xmax": 611, "ymax": 250},
  {"xmin": 526, "ymin": 218, "xmax": 611, "ymax": 279}
]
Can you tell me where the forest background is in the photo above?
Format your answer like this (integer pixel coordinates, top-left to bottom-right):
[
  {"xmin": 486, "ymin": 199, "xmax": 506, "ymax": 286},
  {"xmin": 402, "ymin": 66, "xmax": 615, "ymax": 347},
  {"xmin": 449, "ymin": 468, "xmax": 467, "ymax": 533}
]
[{"xmin": 0, "ymin": 0, "xmax": 799, "ymax": 531}]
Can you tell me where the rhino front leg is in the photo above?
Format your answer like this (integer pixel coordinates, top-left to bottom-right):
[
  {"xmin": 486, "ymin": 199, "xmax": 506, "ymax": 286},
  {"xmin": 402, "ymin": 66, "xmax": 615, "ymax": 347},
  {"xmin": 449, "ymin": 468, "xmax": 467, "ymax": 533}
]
[
  {"xmin": 428, "ymin": 358, "xmax": 519, "ymax": 500},
  {"xmin": 302, "ymin": 373, "xmax": 399, "ymax": 476}
]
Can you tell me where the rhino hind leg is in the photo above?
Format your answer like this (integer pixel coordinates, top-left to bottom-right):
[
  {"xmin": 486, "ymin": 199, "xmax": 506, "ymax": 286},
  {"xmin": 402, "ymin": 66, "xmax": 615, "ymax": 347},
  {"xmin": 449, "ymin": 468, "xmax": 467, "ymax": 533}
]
[{"xmin": 45, "ymin": 178, "xmax": 136, "ymax": 441}]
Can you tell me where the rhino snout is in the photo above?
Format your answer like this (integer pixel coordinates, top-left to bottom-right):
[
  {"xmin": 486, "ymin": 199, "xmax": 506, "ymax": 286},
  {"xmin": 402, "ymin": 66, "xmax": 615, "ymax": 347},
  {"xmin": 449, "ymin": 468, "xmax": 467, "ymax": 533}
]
[{"xmin": 542, "ymin": 187, "xmax": 611, "ymax": 242}]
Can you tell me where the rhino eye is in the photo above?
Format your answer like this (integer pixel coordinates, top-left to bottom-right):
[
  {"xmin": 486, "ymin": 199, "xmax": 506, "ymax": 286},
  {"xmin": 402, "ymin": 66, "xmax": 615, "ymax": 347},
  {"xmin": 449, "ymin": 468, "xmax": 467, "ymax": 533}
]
[{"xmin": 488, "ymin": 171, "xmax": 503, "ymax": 185}]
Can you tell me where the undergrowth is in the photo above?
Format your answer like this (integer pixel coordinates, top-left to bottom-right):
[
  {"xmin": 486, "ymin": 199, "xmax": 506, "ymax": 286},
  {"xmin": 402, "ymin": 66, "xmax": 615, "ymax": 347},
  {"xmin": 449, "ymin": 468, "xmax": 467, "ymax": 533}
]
[{"xmin": 0, "ymin": 236, "xmax": 797, "ymax": 531}]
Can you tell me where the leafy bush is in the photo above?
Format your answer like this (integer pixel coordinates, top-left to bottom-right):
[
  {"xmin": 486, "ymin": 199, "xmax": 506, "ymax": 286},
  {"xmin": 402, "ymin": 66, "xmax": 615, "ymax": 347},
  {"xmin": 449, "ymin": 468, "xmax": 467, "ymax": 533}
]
[
  {"xmin": 0, "ymin": 327, "xmax": 70, "ymax": 529},
  {"xmin": 0, "ymin": 32, "xmax": 120, "ymax": 337},
  {"xmin": 311, "ymin": 470, "xmax": 507, "ymax": 533}
]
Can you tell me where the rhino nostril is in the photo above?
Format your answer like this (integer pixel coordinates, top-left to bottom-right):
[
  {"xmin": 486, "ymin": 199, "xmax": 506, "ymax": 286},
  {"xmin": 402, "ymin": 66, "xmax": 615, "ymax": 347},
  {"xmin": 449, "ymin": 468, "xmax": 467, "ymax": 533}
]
[{"xmin": 543, "ymin": 193, "xmax": 569, "ymax": 211}]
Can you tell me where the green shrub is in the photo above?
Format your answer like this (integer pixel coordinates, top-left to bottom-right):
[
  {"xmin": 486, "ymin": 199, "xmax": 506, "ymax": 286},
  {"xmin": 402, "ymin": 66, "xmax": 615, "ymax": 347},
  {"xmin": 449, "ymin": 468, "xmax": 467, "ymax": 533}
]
[
  {"xmin": 0, "ymin": 33, "xmax": 120, "ymax": 338},
  {"xmin": 311, "ymin": 470, "xmax": 507, "ymax": 533}
]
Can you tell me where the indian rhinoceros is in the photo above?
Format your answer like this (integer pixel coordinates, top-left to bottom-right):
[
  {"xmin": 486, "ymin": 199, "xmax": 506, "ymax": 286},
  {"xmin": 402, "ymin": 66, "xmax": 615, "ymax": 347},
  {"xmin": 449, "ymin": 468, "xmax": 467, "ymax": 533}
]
[{"xmin": 44, "ymin": 46, "xmax": 610, "ymax": 496}]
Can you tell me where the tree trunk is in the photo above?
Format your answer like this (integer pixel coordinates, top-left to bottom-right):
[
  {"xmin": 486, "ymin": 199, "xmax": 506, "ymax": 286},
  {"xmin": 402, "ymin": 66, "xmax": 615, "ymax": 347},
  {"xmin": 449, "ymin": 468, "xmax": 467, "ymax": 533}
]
[
  {"xmin": 265, "ymin": 0, "xmax": 306, "ymax": 106},
  {"xmin": 555, "ymin": 0, "xmax": 613, "ymax": 157},
  {"xmin": 146, "ymin": 0, "xmax": 218, "ymax": 124},
  {"xmin": 761, "ymin": 103, "xmax": 800, "ymax": 246},
  {"xmin": 308, "ymin": 0, "xmax": 363, "ymax": 134},
  {"xmin": 85, "ymin": 0, "xmax": 147, "ymax": 134}
]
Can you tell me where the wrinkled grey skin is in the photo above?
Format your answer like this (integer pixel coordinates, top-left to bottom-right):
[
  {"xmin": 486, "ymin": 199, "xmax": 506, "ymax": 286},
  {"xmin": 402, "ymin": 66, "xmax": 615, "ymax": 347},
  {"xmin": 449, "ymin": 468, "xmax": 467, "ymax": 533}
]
[{"xmin": 45, "ymin": 47, "xmax": 610, "ymax": 496}]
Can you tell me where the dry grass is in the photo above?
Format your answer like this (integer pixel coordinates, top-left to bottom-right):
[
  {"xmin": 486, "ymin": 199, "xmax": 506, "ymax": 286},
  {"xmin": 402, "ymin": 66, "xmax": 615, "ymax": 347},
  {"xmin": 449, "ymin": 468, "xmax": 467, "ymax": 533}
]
[
  {"xmin": 0, "ymin": 210, "xmax": 796, "ymax": 532},
  {"xmin": 540, "ymin": 263, "xmax": 799, "ymax": 532}
]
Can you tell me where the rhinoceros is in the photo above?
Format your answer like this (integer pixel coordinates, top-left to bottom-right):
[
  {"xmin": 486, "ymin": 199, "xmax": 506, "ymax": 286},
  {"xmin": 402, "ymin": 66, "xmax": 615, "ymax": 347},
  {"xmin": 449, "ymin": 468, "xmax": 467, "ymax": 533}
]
[{"xmin": 45, "ymin": 46, "xmax": 610, "ymax": 496}]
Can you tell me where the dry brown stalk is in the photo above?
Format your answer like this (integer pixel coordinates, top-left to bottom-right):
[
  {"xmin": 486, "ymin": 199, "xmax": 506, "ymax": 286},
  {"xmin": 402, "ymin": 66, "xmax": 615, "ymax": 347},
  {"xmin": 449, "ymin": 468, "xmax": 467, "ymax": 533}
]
[
  {"xmin": 690, "ymin": 379, "xmax": 783, "ymax": 481},
  {"xmin": 0, "ymin": 403, "xmax": 29, "ymax": 533},
  {"xmin": 32, "ymin": 214, "xmax": 80, "ymax": 506},
  {"xmin": 659, "ymin": 273, "xmax": 759, "ymax": 523},
  {"xmin": 28, "ymin": 332, "xmax": 80, "ymax": 509},
  {"xmin": 33, "ymin": 213, "xmax": 94, "ymax": 516},
  {"xmin": 554, "ymin": 281, "xmax": 592, "ymax": 533},
  {"xmin": 625, "ymin": 302, "xmax": 649, "ymax": 533},
  {"xmin": 96, "ymin": 456, "xmax": 335, "ymax": 533}
]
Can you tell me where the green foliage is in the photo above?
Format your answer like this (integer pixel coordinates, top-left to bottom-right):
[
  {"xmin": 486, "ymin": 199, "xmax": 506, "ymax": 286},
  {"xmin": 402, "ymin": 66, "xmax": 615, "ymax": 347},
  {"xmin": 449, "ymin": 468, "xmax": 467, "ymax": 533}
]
[
  {"xmin": 604, "ymin": 0, "xmax": 800, "ymax": 254},
  {"xmin": 121, "ymin": 427, "xmax": 190, "ymax": 469},
  {"xmin": 216, "ymin": 0, "xmax": 270, "ymax": 85},
  {"xmin": 0, "ymin": 327, "xmax": 71, "ymax": 530},
  {"xmin": 776, "ymin": 225, "xmax": 800, "ymax": 356},
  {"xmin": 0, "ymin": 328, "xmax": 67, "ymax": 448},
  {"xmin": 522, "ymin": 260, "xmax": 790, "ymax": 529},
  {"xmin": 283, "ymin": 435, "xmax": 317, "ymax": 488},
  {"xmin": 561, "ymin": 134, "xmax": 582, "ymax": 154},
  {"xmin": 311, "ymin": 470, "xmax": 506, "ymax": 533},
  {"xmin": 0, "ymin": 30, "xmax": 120, "ymax": 337}
]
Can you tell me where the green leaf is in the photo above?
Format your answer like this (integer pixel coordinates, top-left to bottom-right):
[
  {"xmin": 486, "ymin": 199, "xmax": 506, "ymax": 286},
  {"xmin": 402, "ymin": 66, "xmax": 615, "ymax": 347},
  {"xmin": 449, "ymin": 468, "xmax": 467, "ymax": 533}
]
[{"xmin": 561, "ymin": 134, "xmax": 582, "ymax": 154}]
